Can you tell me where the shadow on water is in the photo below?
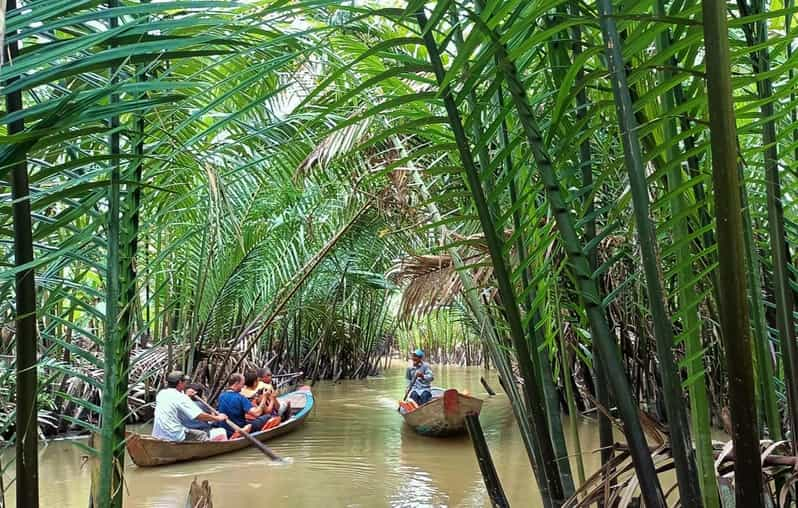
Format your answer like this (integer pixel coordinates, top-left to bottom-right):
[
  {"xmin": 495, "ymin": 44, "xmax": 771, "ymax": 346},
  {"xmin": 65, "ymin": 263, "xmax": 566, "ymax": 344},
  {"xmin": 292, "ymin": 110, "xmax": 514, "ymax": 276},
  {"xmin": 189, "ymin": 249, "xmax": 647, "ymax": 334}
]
[{"xmin": 3, "ymin": 366, "xmax": 610, "ymax": 507}]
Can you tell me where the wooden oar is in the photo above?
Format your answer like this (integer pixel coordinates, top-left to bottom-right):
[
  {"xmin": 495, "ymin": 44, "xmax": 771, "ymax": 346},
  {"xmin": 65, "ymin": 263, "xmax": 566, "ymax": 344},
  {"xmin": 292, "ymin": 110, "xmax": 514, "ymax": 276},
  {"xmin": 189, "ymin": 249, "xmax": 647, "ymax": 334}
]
[
  {"xmin": 403, "ymin": 376, "xmax": 418, "ymax": 402},
  {"xmin": 195, "ymin": 396, "xmax": 282, "ymax": 462}
]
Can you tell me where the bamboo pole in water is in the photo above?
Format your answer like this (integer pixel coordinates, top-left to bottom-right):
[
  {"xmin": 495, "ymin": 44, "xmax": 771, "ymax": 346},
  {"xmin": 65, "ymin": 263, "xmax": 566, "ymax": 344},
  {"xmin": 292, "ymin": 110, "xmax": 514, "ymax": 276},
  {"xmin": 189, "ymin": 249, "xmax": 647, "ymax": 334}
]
[{"xmin": 465, "ymin": 414, "xmax": 510, "ymax": 508}]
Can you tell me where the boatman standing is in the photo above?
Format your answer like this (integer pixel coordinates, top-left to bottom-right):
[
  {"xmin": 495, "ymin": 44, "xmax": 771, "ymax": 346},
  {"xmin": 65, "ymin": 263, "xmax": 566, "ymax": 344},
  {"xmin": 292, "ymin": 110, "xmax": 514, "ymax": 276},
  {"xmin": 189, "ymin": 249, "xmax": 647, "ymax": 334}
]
[{"xmin": 406, "ymin": 349, "xmax": 434, "ymax": 405}]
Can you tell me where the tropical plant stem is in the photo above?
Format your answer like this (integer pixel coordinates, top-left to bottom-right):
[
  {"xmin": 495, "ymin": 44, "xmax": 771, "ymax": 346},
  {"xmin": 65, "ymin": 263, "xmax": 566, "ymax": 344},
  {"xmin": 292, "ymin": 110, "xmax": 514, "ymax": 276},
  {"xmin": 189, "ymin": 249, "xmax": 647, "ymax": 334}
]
[
  {"xmin": 736, "ymin": 0, "xmax": 798, "ymax": 446},
  {"xmin": 554, "ymin": 283, "xmax": 586, "ymax": 485},
  {"xmin": 97, "ymin": 2, "xmax": 126, "ymax": 506},
  {"xmin": 701, "ymin": 0, "xmax": 764, "ymax": 503},
  {"xmin": 480, "ymin": 14, "xmax": 667, "ymax": 508},
  {"xmin": 653, "ymin": 0, "xmax": 719, "ymax": 503},
  {"xmin": 5, "ymin": 1, "xmax": 40, "ymax": 506},
  {"xmin": 596, "ymin": 1, "xmax": 702, "ymax": 503},
  {"xmin": 400, "ymin": 138, "xmax": 555, "ymax": 508},
  {"xmin": 494, "ymin": 64, "xmax": 575, "ymax": 496},
  {"xmin": 739, "ymin": 163, "xmax": 780, "ymax": 440},
  {"xmin": 414, "ymin": 9, "xmax": 566, "ymax": 506},
  {"xmin": 568, "ymin": 1, "xmax": 614, "ymax": 469}
]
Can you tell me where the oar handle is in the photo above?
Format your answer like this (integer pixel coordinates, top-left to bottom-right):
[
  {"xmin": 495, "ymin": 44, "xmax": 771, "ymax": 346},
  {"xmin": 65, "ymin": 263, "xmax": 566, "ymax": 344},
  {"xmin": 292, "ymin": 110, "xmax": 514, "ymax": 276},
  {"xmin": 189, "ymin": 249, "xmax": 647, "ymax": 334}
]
[
  {"xmin": 196, "ymin": 396, "xmax": 282, "ymax": 462},
  {"xmin": 403, "ymin": 375, "xmax": 418, "ymax": 401}
]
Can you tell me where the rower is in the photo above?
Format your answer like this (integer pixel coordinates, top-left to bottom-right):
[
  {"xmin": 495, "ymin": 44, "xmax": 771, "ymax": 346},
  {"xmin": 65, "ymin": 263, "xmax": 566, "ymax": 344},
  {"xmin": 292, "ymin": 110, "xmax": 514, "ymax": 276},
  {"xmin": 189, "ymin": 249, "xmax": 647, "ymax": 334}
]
[
  {"xmin": 406, "ymin": 349, "xmax": 434, "ymax": 405},
  {"xmin": 152, "ymin": 371, "xmax": 227, "ymax": 442},
  {"xmin": 182, "ymin": 383, "xmax": 212, "ymax": 431}
]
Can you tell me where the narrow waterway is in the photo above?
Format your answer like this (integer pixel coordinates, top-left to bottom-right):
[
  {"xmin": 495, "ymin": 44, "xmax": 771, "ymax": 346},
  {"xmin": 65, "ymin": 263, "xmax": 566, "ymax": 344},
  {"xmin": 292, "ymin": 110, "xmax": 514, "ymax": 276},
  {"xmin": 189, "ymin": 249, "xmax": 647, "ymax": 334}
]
[{"xmin": 5, "ymin": 366, "xmax": 609, "ymax": 507}]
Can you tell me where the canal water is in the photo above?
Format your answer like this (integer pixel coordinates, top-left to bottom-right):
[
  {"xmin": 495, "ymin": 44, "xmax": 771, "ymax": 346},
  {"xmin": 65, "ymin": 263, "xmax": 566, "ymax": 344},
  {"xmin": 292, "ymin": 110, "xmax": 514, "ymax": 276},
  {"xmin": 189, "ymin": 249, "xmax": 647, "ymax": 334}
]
[{"xmin": 4, "ymin": 366, "xmax": 608, "ymax": 507}]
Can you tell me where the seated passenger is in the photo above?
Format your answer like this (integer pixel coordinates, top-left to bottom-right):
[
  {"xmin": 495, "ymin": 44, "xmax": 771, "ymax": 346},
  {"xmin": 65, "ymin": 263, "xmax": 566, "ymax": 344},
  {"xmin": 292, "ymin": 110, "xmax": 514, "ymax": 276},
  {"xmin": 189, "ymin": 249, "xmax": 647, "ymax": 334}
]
[
  {"xmin": 217, "ymin": 373, "xmax": 272, "ymax": 436},
  {"xmin": 240, "ymin": 370, "xmax": 260, "ymax": 400},
  {"xmin": 153, "ymin": 371, "xmax": 227, "ymax": 442},
  {"xmin": 256, "ymin": 368, "xmax": 275, "ymax": 392},
  {"xmin": 181, "ymin": 383, "xmax": 212, "ymax": 431},
  {"xmin": 257, "ymin": 368, "xmax": 290, "ymax": 418}
]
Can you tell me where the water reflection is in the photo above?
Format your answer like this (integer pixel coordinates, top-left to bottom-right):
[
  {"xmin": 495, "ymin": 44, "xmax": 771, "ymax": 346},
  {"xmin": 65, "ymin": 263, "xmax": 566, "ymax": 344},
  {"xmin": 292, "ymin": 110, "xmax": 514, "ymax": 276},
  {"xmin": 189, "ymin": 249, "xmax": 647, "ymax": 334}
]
[{"xmin": 3, "ymin": 366, "xmax": 611, "ymax": 507}]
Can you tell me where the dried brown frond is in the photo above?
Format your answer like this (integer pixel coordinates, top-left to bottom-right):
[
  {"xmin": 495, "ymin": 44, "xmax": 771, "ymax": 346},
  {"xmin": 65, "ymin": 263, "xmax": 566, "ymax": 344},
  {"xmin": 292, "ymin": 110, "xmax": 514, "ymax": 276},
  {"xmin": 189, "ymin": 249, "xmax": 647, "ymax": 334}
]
[
  {"xmin": 388, "ymin": 253, "xmax": 494, "ymax": 322},
  {"xmin": 295, "ymin": 117, "xmax": 372, "ymax": 180},
  {"xmin": 565, "ymin": 438, "xmax": 798, "ymax": 507}
]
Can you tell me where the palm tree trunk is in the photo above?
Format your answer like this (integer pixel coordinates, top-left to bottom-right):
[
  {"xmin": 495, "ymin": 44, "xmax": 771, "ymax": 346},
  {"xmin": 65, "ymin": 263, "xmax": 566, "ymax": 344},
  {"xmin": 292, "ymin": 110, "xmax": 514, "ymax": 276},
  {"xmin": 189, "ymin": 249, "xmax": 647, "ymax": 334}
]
[
  {"xmin": 397, "ymin": 136, "xmax": 556, "ymax": 508},
  {"xmin": 98, "ymin": 2, "xmax": 126, "ymax": 506},
  {"xmin": 736, "ymin": 0, "xmax": 798, "ymax": 445},
  {"xmin": 5, "ymin": 2, "xmax": 40, "ymax": 506},
  {"xmin": 568, "ymin": 2, "xmax": 614, "ymax": 470},
  {"xmin": 414, "ymin": 9, "xmax": 566, "ymax": 506},
  {"xmin": 483, "ymin": 16, "xmax": 667, "ymax": 507},
  {"xmin": 701, "ymin": 0, "xmax": 765, "ymax": 504},
  {"xmin": 657, "ymin": 0, "xmax": 718, "ymax": 503}
]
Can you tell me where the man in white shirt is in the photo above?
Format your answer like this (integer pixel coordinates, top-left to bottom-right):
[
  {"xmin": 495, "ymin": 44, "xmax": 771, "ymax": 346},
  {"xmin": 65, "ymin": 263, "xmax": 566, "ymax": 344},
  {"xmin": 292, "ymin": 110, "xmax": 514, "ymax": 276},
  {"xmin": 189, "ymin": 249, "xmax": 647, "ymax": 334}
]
[{"xmin": 152, "ymin": 371, "xmax": 227, "ymax": 442}]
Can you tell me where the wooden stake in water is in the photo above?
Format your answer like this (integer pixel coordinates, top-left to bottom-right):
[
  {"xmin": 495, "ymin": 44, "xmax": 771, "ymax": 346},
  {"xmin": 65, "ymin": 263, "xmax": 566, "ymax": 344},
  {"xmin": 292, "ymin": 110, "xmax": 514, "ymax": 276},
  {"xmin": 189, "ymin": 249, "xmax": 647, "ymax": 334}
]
[{"xmin": 465, "ymin": 413, "xmax": 509, "ymax": 508}]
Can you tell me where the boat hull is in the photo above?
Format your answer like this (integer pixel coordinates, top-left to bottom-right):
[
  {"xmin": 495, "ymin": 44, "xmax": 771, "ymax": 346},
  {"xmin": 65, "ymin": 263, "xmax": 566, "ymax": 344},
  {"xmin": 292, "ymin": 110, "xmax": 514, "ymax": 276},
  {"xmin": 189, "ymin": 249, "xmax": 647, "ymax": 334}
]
[
  {"xmin": 400, "ymin": 388, "xmax": 483, "ymax": 437},
  {"xmin": 126, "ymin": 386, "xmax": 313, "ymax": 467}
]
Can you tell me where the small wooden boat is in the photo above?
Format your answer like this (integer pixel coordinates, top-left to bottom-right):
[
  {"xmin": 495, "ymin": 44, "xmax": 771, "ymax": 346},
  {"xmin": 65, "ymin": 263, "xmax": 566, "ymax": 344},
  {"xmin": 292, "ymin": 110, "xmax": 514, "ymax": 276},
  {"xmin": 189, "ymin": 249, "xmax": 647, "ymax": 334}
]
[
  {"xmin": 398, "ymin": 387, "xmax": 483, "ymax": 437},
  {"xmin": 126, "ymin": 386, "xmax": 314, "ymax": 467}
]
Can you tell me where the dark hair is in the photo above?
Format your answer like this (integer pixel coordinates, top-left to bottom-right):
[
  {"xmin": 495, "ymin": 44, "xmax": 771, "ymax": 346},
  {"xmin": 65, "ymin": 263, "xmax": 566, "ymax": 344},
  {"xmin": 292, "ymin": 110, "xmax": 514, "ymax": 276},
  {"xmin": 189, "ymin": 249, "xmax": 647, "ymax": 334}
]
[
  {"xmin": 187, "ymin": 383, "xmax": 205, "ymax": 396},
  {"xmin": 166, "ymin": 370, "xmax": 188, "ymax": 388},
  {"xmin": 243, "ymin": 370, "xmax": 258, "ymax": 388},
  {"xmin": 257, "ymin": 367, "xmax": 271, "ymax": 378},
  {"xmin": 228, "ymin": 373, "xmax": 244, "ymax": 386}
]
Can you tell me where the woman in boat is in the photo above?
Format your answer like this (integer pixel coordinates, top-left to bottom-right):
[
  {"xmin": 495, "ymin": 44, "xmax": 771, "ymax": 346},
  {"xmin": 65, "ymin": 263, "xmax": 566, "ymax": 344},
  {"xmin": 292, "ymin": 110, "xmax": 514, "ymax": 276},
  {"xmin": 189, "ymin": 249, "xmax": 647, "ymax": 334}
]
[
  {"xmin": 240, "ymin": 371, "xmax": 260, "ymax": 399},
  {"xmin": 406, "ymin": 349, "xmax": 434, "ymax": 405},
  {"xmin": 239, "ymin": 370, "xmax": 281, "ymax": 418},
  {"xmin": 256, "ymin": 368, "xmax": 275, "ymax": 392}
]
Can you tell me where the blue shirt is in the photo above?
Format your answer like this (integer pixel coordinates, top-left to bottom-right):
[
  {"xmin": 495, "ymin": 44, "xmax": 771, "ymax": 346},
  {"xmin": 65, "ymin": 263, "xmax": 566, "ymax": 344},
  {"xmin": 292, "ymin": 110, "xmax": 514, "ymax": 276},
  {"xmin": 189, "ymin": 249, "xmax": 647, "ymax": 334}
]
[
  {"xmin": 406, "ymin": 362, "xmax": 434, "ymax": 394},
  {"xmin": 217, "ymin": 390, "xmax": 253, "ymax": 429}
]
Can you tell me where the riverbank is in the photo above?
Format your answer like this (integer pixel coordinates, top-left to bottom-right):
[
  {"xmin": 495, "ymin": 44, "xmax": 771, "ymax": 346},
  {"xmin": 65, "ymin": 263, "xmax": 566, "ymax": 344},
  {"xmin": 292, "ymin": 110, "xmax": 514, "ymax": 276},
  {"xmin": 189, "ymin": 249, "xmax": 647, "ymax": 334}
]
[{"xmin": 3, "ymin": 366, "xmax": 606, "ymax": 507}]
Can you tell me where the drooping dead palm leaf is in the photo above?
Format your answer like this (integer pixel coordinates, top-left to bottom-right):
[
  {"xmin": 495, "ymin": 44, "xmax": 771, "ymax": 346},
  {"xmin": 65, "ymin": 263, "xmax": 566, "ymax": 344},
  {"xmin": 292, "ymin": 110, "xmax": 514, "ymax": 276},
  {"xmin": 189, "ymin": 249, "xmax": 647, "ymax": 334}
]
[
  {"xmin": 296, "ymin": 117, "xmax": 373, "ymax": 178},
  {"xmin": 565, "ymin": 438, "xmax": 798, "ymax": 507},
  {"xmin": 388, "ymin": 253, "xmax": 494, "ymax": 321}
]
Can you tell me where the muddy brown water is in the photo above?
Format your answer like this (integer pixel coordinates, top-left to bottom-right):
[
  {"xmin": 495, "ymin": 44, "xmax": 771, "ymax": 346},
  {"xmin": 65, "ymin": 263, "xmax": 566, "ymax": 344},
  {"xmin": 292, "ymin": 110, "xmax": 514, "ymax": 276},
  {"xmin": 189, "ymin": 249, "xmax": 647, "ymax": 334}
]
[{"xmin": 4, "ymin": 366, "xmax": 609, "ymax": 507}]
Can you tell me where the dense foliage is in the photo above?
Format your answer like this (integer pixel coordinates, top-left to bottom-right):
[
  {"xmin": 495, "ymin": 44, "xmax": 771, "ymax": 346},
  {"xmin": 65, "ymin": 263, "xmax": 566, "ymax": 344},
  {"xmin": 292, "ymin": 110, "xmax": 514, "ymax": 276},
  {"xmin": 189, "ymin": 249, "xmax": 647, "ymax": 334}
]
[{"xmin": 4, "ymin": 0, "xmax": 798, "ymax": 506}]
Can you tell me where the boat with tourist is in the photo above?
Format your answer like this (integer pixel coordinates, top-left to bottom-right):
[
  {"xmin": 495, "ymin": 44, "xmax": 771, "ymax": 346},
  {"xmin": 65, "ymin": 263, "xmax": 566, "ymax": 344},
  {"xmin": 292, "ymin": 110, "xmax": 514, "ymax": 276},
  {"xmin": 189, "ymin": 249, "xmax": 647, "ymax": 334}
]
[{"xmin": 126, "ymin": 386, "xmax": 314, "ymax": 466}]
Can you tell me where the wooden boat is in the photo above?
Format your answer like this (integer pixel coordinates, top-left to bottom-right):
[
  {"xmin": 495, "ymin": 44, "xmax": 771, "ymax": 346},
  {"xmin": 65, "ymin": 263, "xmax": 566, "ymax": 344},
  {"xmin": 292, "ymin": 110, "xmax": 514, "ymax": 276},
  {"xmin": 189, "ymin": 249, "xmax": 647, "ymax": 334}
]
[
  {"xmin": 126, "ymin": 386, "xmax": 314, "ymax": 467},
  {"xmin": 398, "ymin": 387, "xmax": 483, "ymax": 437}
]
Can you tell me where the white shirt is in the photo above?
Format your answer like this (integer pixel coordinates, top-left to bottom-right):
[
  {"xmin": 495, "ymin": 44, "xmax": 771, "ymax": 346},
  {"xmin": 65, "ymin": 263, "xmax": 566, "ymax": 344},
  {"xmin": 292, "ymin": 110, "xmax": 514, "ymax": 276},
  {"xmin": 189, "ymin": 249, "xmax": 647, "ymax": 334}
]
[{"xmin": 152, "ymin": 388, "xmax": 203, "ymax": 441}]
